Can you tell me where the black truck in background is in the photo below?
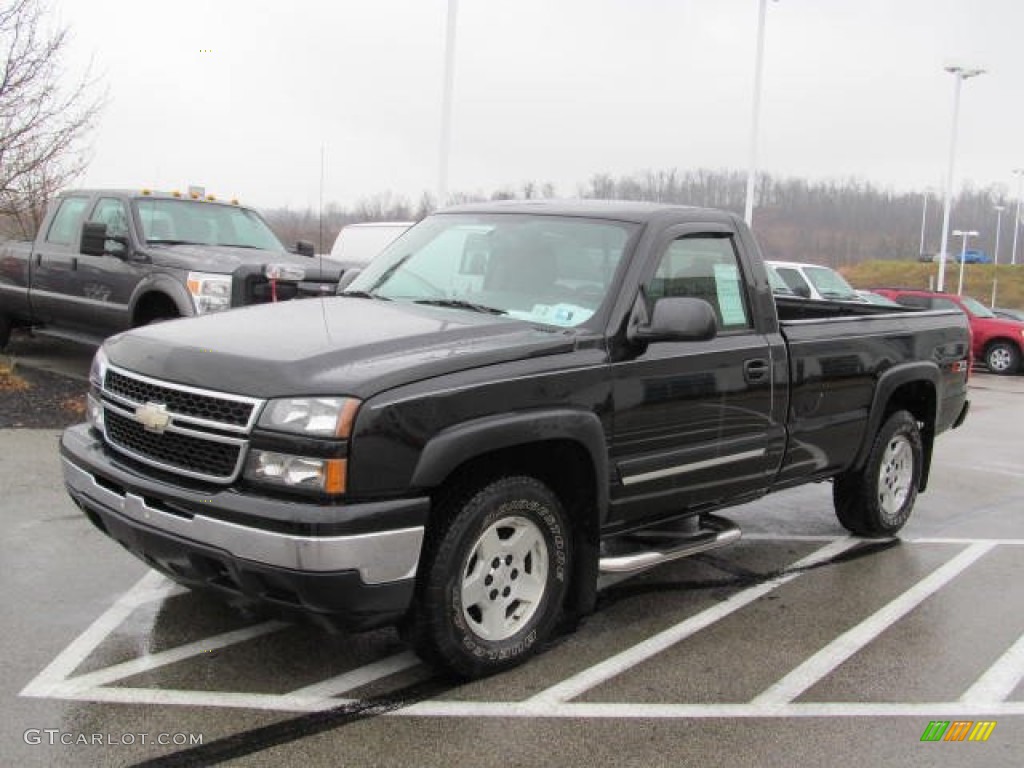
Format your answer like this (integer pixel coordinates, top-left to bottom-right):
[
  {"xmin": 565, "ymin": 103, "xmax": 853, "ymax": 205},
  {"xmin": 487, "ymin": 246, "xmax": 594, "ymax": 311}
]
[
  {"xmin": 60, "ymin": 200, "xmax": 971, "ymax": 679},
  {"xmin": 0, "ymin": 189, "xmax": 343, "ymax": 350}
]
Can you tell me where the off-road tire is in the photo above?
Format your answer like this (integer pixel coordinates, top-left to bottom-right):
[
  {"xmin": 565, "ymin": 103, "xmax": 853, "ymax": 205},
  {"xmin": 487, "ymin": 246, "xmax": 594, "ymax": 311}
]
[
  {"xmin": 405, "ymin": 476, "xmax": 572, "ymax": 679},
  {"xmin": 833, "ymin": 410, "xmax": 923, "ymax": 537}
]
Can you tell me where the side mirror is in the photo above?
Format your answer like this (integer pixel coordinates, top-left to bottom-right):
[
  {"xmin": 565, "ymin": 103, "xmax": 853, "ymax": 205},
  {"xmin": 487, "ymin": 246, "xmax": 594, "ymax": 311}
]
[
  {"xmin": 336, "ymin": 269, "xmax": 362, "ymax": 294},
  {"xmin": 628, "ymin": 296, "xmax": 718, "ymax": 344},
  {"xmin": 81, "ymin": 221, "xmax": 128, "ymax": 258},
  {"xmin": 296, "ymin": 240, "xmax": 316, "ymax": 257}
]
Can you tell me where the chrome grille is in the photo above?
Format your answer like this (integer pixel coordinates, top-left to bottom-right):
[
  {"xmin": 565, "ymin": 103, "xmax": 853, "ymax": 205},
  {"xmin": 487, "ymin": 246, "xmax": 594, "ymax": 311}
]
[
  {"xmin": 99, "ymin": 366, "xmax": 263, "ymax": 483},
  {"xmin": 105, "ymin": 410, "xmax": 241, "ymax": 479},
  {"xmin": 105, "ymin": 369, "xmax": 254, "ymax": 428}
]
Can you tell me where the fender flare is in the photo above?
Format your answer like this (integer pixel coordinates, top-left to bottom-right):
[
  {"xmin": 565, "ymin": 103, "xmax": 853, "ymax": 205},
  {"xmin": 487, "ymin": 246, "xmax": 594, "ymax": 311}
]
[
  {"xmin": 128, "ymin": 275, "xmax": 194, "ymax": 324},
  {"xmin": 410, "ymin": 408, "xmax": 610, "ymax": 524},
  {"xmin": 853, "ymin": 361, "xmax": 939, "ymax": 487}
]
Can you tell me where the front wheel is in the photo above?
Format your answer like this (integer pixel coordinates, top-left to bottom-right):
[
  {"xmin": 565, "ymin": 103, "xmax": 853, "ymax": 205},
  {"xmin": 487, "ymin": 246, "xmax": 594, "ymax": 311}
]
[
  {"xmin": 406, "ymin": 476, "xmax": 572, "ymax": 679},
  {"xmin": 833, "ymin": 410, "xmax": 923, "ymax": 537},
  {"xmin": 985, "ymin": 341, "xmax": 1020, "ymax": 375}
]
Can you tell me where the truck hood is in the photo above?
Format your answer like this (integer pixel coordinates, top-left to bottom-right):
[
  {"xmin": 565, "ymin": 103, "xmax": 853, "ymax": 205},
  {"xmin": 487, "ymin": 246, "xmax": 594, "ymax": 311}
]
[
  {"xmin": 146, "ymin": 243, "xmax": 343, "ymax": 280},
  {"xmin": 104, "ymin": 297, "xmax": 576, "ymax": 399}
]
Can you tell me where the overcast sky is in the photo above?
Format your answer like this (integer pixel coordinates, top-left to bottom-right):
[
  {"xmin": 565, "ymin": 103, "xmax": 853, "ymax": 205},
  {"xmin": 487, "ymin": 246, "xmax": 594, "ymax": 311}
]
[{"xmin": 53, "ymin": 0, "xmax": 1024, "ymax": 211}]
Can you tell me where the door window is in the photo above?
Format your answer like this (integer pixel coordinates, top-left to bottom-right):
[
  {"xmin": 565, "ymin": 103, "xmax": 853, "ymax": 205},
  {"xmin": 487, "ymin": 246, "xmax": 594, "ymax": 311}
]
[
  {"xmin": 45, "ymin": 196, "xmax": 90, "ymax": 246},
  {"xmin": 90, "ymin": 198, "xmax": 131, "ymax": 239},
  {"xmin": 646, "ymin": 235, "xmax": 751, "ymax": 331}
]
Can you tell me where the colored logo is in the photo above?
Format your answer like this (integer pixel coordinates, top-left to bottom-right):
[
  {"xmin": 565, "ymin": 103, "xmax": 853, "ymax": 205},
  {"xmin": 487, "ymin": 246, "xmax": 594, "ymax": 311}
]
[{"xmin": 920, "ymin": 720, "xmax": 996, "ymax": 742}]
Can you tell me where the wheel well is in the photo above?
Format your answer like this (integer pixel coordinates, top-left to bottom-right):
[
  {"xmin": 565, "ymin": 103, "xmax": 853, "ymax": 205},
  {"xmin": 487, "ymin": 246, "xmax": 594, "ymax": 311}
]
[
  {"xmin": 427, "ymin": 440, "xmax": 601, "ymax": 622},
  {"xmin": 133, "ymin": 292, "xmax": 180, "ymax": 326},
  {"xmin": 883, "ymin": 380, "xmax": 936, "ymax": 490},
  {"xmin": 983, "ymin": 337, "xmax": 1022, "ymax": 356},
  {"xmin": 430, "ymin": 440, "xmax": 598, "ymax": 536}
]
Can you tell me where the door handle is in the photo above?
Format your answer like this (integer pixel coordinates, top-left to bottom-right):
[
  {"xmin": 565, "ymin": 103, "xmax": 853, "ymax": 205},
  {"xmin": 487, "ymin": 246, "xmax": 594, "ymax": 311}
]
[
  {"xmin": 35, "ymin": 253, "xmax": 42, "ymax": 267},
  {"xmin": 744, "ymin": 358, "xmax": 770, "ymax": 382}
]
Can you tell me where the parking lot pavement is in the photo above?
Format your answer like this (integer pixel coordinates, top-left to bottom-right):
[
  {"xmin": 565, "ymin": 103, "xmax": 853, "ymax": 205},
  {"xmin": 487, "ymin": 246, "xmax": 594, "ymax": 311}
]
[{"xmin": 1, "ymin": 373, "xmax": 1021, "ymax": 767}]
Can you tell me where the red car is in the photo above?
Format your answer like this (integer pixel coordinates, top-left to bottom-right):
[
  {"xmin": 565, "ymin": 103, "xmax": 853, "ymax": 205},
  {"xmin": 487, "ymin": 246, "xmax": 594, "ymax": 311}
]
[{"xmin": 875, "ymin": 288, "xmax": 1024, "ymax": 375}]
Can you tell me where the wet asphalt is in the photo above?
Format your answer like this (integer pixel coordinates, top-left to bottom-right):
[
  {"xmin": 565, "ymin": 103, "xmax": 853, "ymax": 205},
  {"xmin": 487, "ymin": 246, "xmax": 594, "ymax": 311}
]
[{"xmin": 1, "ymin": 337, "xmax": 1021, "ymax": 767}]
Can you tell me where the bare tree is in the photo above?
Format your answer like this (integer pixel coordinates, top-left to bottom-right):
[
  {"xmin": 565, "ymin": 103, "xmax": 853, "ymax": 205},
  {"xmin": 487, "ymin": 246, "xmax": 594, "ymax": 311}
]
[{"xmin": 0, "ymin": 0, "xmax": 104, "ymax": 237}]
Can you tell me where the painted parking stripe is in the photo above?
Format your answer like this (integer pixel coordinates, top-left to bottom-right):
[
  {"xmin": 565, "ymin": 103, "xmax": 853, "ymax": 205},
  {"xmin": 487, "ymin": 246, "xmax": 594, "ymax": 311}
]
[
  {"xmin": 20, "ymin": 570, "xmax": 173, "ymax": 698},
  {"xmin": 396, "ymin": 699, "xmax": 1024, "ymax": 719},
  {"xmin": 56, "ymin": 621, "xmax": 288, "ymax": 693},
  {"xmin": 527, "ymin": 536, "xmax": 860, "ymax": 706},
  {"xmin": 287, "ymin": 651, "xmax": 422, "ymax": 699},
  {"xmin": 750, "ymin": 541, "xmax": 995, "ymax": 707},
  {"xmin": 960, "ymin": 632, "xmax": 1024, "ymax": 704}
]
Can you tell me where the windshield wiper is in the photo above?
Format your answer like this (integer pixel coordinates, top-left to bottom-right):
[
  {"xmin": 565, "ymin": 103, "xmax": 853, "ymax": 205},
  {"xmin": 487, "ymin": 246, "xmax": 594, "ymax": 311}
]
[
  {"xmin": 339, "ymin": 290, "xmax": 390, "ymax": 300},
  {"xmin": 147, "ymin": 239, "xmax": 201, "ymax": 246},
  {"xmin": 413, "ymin": 298, "xmax": 507, "ymax": 315}
]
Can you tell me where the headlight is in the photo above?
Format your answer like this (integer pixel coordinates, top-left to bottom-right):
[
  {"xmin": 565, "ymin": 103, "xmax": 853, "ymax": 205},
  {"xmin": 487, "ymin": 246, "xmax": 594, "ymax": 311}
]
[
  {"xmin": 257, "ymin": 397, "xmax": 360, "ymax": 438},
  {"xmin": 265, "ymin": 263, "xmax": 305, "ymax": 281},
  {"xmin": 89, "ymin": 347, "xmax": 109, "ymax": 388},
  {"xmin": 187, "ymin": 272, "xmax": 233, "ymax": 314},
  {"xmin": 86, "ymin": 394, "xmax": 105, "ymax": 431},
  {"xmin": 244, "ymin": 451, "xmax": 347, "ymax": 495}
]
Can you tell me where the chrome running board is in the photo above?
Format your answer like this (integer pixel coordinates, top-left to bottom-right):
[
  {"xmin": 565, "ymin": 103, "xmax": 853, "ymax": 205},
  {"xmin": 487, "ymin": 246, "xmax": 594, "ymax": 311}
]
[{"xmin": 598, "ymin": 514, "xmax": 741, "ymax": 574}]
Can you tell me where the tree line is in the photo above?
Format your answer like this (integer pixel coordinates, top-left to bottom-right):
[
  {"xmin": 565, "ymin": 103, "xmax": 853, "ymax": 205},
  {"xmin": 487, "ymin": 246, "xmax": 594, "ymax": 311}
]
[{"xmin": 264, "ymin": 171, "xmax": 1014, "ymax": 266}]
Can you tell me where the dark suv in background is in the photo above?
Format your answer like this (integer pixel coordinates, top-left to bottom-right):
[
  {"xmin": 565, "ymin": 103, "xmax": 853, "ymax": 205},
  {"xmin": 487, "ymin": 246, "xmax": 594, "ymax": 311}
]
[{"xmin": 874, "ymin": 288, "xmax": 1024, "ymax": 375}]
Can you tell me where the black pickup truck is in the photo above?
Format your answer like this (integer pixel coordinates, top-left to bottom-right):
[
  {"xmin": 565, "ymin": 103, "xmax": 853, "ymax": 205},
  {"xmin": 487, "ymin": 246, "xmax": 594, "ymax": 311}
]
[
  {"xmin": 59, "ymin": 200, "xmax": 971, "ymax": 678},
  {"xmin": 0, "ymin": 189, "xmax": 342, "ymax": 350}
]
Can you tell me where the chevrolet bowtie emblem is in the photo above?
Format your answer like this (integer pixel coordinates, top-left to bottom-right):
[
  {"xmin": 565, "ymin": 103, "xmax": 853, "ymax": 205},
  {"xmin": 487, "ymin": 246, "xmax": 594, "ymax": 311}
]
[{"xmin": 135, "ymin": 402, "xmax": 171, "ymax": 433}]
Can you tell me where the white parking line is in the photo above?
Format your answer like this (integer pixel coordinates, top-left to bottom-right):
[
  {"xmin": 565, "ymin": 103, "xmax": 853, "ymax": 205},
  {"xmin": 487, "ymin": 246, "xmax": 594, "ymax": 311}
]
[
  {"xmin": 287, "ymin": 652, "xmax": 422, "ymax": 699},
  {"xmin": 960, "ymin": 632, "xmax": 1024, "ymax": 704},
  {"xmin": 527, "ymin": 537, "xmax": 860, "ymax": 706},
  {"xmin": 750, "ymin": 541, "xmax": 995, "ymax": 708},
  {"xmin": 20, "ymin": 570, "xmax": 171, "ymax": 698},
  {"xmin": 396, "ymin": 699, "xmax": 1024, "ymax": 719},
  {"xmin": 57, "ymin": 621, "xmax": 288, "ymax": 693}
]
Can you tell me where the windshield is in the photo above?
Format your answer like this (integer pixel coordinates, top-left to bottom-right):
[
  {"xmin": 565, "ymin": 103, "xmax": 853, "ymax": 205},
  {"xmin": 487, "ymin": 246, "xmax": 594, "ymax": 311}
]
[
  {"xmin": 959, "ymin": 296, "xmax": 995, "ymax": 318},
  {"xmin": 346, "ymin": 213, "xmax": 637, "ymax": 327},
  {"xmin": 134, "ymin": 198, "xmax": 284, "ymax": 250},
  {"xmin": 804, "ymin": 266, "xmax": 859, "ymax": 300}
]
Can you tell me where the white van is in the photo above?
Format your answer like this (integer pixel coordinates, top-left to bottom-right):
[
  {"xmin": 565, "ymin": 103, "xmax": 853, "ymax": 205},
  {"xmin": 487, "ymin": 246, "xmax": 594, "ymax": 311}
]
[
  {"xmin": 766, "ymin": 260, "xmax": 867, "ymax": 302},
  {"xmin": 330, "ymin": 221, "xmax": 414, "ymax": 267}
]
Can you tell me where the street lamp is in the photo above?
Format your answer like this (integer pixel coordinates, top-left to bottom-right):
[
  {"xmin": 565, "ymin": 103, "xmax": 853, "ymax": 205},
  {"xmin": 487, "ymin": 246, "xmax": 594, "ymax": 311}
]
[
  {"xmin": 437, "ymin": 0, "xmax": 459, "ymax": 209},
  {"xmin": 744, "ymin": 0, "xmax": 777, "ymax": 226},
  {"xmin": 952, "ymin": 229, "xmax": 978, "ymax": 296},
  {"xmin": 919, "ymin": 189, "xmax": 930, "ymax": 259},
  {"xmin": 992, "ymin": 205, "xmax": 1004, "ymax": 308},
  {"xmin": 1011, "ymin": 169, "xmax": 1024, "ymax": 266},
  {"xmin": 936, "ymin": 66, "xmax": 986, "ymax": 293}
]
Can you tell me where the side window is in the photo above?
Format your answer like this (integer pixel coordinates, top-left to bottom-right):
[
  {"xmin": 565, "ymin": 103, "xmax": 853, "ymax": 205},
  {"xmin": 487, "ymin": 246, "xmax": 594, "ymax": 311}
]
[
  {"xmin": 646, "ymin": 235, "xmax": 751, "ymax": 331},
  {"xmin": 931, "ymin": 297, "xmax": 961, "ymax": 312},
  {"xmin": 894, "ymin": 295, "xmax": 929, "ymax": 309},
  {"xmin": 90, "ymin": 198, "xmax": 130, "ymax": 239},
  {"xmin": 774, "ymin": 267, "xmax": 812, "ymax": 298},
  {"xmin": 45, "ymin": 196, "xmax": 91, "ymax": 246}
]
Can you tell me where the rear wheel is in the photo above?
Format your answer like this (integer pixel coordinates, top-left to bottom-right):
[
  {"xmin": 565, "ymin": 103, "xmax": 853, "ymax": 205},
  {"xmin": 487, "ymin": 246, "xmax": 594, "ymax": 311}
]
[
  {"xmin": 405, "ymin": 476, "xmax": 572, "ymax": 679},
  {"xmin": 985, "ymin": 341, "xmax": 1020, "ymax": 375},
  {"xmin": 833, "ymin": 410, "xmax": 922, "ymax": 537}
]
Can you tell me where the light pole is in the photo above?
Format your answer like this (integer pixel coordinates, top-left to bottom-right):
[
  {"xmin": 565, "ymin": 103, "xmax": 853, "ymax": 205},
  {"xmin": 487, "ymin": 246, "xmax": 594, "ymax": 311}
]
[
  {"xmin": 437, "ymin": 0, "xmax": 459, "ymax": 209},
  {"xmin": 1011, "ymin": 169, "xmax": 1024, "ymax": 266},
  {"xmin": 744, "ymin": 0, "xmax": 775, "ymax": 226},
  {"xmin": 936, "ymin": 66, "xmax": 986, "ymax": 293},
  {"xmin": 953, "ymin": 229, "xmax": 978, "ymax": 296},
  {"xmin": 991, "ymin": 205, "xmax": 1004, "ymax": 307},
  {"xmin": 918, "ymin": 190, "xmax": 929, "ymax": 258}
]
